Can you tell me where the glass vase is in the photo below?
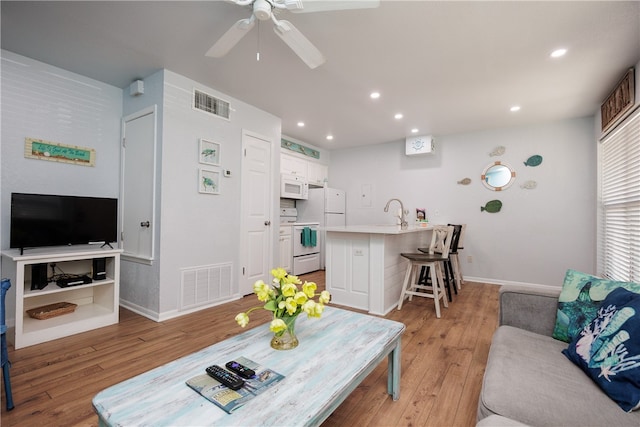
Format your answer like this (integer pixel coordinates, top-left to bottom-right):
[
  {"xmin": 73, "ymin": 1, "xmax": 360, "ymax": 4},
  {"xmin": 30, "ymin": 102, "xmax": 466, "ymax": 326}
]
[{"xmin": 270, "ymin": 317, "xmax": 299, "ymax": 350}]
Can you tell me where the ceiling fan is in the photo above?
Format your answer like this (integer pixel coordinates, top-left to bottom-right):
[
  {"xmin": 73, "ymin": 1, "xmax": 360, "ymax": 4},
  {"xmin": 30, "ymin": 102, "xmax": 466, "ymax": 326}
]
[{"xmin": 206, "ymin": 0, "xmax": 380, "ymax": 69}]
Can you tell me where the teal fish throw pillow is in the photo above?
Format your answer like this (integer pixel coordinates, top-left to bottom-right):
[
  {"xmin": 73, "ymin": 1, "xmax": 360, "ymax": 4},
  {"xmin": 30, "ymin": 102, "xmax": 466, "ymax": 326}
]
[
  {"xmin": 562, "ymin": 287, "xmax": 640, "ymax": 412},
  {"xmin": 552, "ymin": 270, "xmax": 640, "ymax": 343}
]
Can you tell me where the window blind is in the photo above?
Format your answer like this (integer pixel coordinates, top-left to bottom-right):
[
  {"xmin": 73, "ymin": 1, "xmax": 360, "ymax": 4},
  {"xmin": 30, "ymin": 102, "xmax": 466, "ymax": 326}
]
[{"xmin": 598, "ymin": 107, "xmax": 640, "ymax": 282}]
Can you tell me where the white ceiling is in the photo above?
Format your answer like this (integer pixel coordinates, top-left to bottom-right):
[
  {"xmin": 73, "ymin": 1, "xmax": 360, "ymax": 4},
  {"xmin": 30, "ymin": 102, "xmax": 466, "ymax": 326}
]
[{"xmin": 2, "ymin": 1, "xmax": 639, "ymax": 150}]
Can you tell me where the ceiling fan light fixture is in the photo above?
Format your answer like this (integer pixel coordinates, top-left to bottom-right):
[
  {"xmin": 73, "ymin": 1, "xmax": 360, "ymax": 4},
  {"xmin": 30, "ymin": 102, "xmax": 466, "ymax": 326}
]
[
  {"xmin": 253, "ymin": 0, "xmax": 273, "ymax": 20},
  {"xmin": 209, "ymin": 0, "xmax": 375, "ymax": 68}
]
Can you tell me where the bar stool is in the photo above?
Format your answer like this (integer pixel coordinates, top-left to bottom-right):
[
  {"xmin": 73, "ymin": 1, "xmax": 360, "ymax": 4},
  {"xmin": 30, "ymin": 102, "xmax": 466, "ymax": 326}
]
[
  {"xmin": 1, "ymin": 278, "xmax": 14, "ymax": 411},
  {"xmin": 417, "ymin": 224, "xmax": 461, "ymax": 301},
  {"xmin": 452, "ymin": 223, "xmax": 466, "ymax": 289},
  {"xmin": 397, "ymin": 225, "xmax": 454, "ymax": 318}
]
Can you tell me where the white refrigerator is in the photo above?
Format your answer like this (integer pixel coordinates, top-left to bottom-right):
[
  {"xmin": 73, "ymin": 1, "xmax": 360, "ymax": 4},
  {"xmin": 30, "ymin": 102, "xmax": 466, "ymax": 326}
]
[{"xmin": 296, "ymin": 187, "xmax": 346, "ymax": 269}]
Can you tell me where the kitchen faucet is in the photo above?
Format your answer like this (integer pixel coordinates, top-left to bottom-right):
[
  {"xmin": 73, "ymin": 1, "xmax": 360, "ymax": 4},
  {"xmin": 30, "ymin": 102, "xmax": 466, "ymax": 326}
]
[{"xmin": 384, "ymin": 198, "xmax": 408, "ymax": 230}]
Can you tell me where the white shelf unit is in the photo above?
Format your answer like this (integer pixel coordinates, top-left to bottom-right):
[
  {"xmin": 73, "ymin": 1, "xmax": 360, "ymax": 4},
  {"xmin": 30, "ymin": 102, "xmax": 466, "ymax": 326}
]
[{"xmin": 1, "ymin": 245, "xmax": 122, "ymax": 349}]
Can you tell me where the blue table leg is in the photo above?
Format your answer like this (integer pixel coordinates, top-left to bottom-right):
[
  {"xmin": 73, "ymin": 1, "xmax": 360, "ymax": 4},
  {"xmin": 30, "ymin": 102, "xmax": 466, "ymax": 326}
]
[{"xmin": 387, "ymin": 337, "xmax": 401, "ymax": 401}]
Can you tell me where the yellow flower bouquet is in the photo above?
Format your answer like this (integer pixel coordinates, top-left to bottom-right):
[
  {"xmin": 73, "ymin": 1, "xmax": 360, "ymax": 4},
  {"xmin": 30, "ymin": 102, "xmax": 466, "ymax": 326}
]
[{"xmin": 235, "ymin": 268, "xmax": 331, "ymax": 350}]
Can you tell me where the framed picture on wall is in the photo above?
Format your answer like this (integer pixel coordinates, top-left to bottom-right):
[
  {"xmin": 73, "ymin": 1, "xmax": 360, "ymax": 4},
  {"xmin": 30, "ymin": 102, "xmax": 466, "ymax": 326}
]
[
  {"xmin": 198, "ymin": 168, "xmax": 220, "ymax": 195},
  {"xmin": 199, "ymin": 138, "xmax": 220, "ymax": 166}
]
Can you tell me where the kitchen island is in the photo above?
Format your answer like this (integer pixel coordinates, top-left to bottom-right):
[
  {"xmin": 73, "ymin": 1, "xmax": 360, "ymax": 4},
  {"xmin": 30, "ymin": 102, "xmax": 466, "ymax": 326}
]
[{"xmin": 324, "ymin": 224, "xmax": 433, "ymax": 315}]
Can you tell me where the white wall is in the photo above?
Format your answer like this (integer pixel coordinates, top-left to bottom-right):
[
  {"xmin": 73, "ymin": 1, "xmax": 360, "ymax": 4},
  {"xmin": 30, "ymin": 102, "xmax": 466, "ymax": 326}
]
[
  {"xmin": 0, "ymin": 50, "xmax": 123, "ymax": 320},
  {"xmin": 157, "ymin": 70, "xmax": 281, "ymax": 317},
  {"xmin": 329, "ymin": 117, "xmax": 596, "ymax": 287}
]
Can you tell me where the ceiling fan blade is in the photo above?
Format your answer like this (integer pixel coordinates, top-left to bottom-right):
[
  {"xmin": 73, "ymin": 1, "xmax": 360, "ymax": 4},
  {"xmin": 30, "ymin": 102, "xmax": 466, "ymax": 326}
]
[
  {"xmin": 205, "ymin": 17, "xmax": 255, "ymax": 58},
  {"xmin": 283, "ymin": 0, "xmax": 380, "ymax": 13},
  {"xmin": 273, "ymin": 19, "xmax": 326, "ymax": 69}
]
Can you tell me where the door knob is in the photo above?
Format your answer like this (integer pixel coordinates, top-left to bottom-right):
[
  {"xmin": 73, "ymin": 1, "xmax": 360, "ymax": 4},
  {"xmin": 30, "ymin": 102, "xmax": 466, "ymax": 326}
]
[
  {"xmin": 140, "ymin": 221, "xmax": 150, "ymax": 228},
  {"xmin": 264, "ymin": 220, "xmax": 271, "ymax": 226}
]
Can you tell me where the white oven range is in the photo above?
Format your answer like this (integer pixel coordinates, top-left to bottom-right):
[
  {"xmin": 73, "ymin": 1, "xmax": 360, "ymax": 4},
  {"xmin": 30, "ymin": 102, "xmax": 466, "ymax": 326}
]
[{"xmin": 292, "ymin": 222, "xmax": 320, "ymax": 275}]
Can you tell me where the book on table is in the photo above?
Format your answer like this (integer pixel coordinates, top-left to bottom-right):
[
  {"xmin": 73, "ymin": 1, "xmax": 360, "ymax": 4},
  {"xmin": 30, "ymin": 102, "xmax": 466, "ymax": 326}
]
[{"xmin": 186, "ymin": 356, "xmax": 285, "ymax": 414}]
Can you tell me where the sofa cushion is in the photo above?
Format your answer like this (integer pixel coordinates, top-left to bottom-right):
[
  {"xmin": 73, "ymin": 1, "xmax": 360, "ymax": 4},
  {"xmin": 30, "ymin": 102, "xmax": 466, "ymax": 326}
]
[
  {"xmin": 479, "ymin": 325, "xmax": 640, "ymax": 426},
  {"xmin": 563, "ymin": 287, "xmax": 640, "ymax": 412},
  {"xmin": 552, "ymin": 270, "xmax": 640, "ymax": 343}
]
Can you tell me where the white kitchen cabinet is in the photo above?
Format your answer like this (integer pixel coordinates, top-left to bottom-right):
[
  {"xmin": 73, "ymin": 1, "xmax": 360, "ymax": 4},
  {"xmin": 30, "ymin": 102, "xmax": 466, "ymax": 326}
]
[
  {"xmin": 1, "ymin": 245, "xmax": 122, "ymax": 349},
  {"xmin": 281, "ymin": 153, "xmax": 308, "ymax": 177},
  {"xmin": 278, "ymin": 225, "xmax": 293, "ymax": 273},
  {"xmin": 307, "ymin": 162, "xmax": 328, "ymax": 187}
]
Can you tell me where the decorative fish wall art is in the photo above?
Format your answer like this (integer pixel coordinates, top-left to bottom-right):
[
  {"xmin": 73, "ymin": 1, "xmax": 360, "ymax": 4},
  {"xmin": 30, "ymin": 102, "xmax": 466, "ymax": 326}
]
[
  {"xmin": 481, "ymin": 200, "xmax": 502, "ymax": 213},
  {"xmin": 457, "ymin": 178, "xmax": 472, "ymax": 185},
  {"xmin": 489, "ymin": 146, "xmax": 506, "ymax": 157},
  {"xmin": 521, "ymin": 180, "xmax": 537, "ymax": 190},
  {"xmin": 524, "ymin": 155, "xmax": 543, "ymax": 167}
]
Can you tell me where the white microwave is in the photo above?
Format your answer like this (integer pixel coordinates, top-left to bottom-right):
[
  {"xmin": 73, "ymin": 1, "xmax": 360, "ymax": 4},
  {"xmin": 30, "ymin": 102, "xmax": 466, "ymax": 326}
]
[{"xmin": 281, "ymin": 173, "xmax": 309, "ymax": 199}]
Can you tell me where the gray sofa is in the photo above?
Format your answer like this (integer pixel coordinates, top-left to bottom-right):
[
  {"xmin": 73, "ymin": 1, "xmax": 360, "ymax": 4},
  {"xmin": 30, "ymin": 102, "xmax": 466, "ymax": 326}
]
[{"xmin": 477, "ymin": 285, "xmax": 640, "ymax": 426}]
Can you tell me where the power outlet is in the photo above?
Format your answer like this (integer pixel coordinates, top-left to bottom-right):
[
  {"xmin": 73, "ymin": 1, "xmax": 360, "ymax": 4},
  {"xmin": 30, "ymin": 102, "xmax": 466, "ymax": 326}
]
[
  {"xmin": 354, "ymin": 249, "xmax": 364, "ymax": 256},
  {"xmin": 467, "ymin": 255, "xmax": 473, "ymax": 263}
]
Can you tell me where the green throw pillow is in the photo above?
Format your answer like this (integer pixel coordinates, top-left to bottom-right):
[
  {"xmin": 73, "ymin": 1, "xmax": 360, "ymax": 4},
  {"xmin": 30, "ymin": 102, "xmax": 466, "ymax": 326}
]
[{"xmin": 552, "ymin": 270, "xmax": 640, "ymax": 343}]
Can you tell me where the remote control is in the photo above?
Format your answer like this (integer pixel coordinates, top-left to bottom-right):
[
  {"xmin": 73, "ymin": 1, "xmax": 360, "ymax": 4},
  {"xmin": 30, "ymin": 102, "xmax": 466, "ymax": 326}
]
[
  {"xmin": 225, "ymin": 360, "xmax": 256, "ymax": 379},
  {"xmin": 205, "ymin": 365, "xmax": 245, "ymax": 390}
]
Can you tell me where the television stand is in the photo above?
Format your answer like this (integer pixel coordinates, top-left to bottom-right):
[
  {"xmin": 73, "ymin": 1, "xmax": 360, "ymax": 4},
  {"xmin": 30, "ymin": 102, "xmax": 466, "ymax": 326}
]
[
  {"xmin": 1, "ymin": 245, "xmax": 122, "ymax": 349},
  {"xmin": 100, "ymin": 242, "xmax": 114, "ymax": 249}
]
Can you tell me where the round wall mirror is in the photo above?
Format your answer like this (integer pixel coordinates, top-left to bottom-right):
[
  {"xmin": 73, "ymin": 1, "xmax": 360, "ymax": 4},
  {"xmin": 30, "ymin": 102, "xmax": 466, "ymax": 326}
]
[{"xmin": 481, "ymin": 161, "xmax": 516, "ymax": 191}]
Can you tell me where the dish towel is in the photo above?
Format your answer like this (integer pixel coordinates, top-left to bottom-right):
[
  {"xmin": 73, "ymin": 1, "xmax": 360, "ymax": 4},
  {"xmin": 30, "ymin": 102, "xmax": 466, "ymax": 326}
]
[
  {"xmin": 301, "ymin": 227, "xmax": 317, "ymax": 247},
  {"xmin": 301, "ymin": 227, "xmax": 311, "ymax": 247}
]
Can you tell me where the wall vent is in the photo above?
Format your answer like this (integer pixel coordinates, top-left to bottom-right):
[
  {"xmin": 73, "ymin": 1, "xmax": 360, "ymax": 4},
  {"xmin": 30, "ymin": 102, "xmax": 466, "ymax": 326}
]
[
  {"xmin": 193, "ymin": 89, "xmax": 231, "ymax": 120},
  {"xmin": 180, "ymin": 262, "xmax": 232, "ymax": 311}
]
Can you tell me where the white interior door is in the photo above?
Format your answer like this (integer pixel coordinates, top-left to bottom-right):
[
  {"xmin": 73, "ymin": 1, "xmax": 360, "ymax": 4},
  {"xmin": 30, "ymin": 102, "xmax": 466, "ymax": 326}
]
[
  {"xmin": 240, "ymin": 130, "xmax": 272, "ymax": 295},
  {"xmin": 121, "ymin": 107, "xmax": 156, "ymax": 263}
]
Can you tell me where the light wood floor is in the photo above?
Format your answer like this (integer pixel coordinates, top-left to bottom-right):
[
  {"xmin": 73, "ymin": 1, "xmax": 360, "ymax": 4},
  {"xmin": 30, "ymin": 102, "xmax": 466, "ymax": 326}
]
[{"xmin": 1, "ymin": 271, "xmax": 499, "ymax": 426}]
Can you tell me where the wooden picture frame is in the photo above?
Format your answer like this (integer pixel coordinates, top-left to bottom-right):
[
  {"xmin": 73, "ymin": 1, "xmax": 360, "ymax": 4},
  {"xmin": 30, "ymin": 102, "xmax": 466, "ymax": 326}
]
[
  {"xmin": 24, "ymin": 137, "xmax": 96, "ymax": 167},
  {"xmin": 198, "ymin": 168, "xmax": 220, "ymax": 194},
  {"xmin": 601, "ymin": 68, "xmax": 635, "ymax": 132},
  {"xmin": 199, "ymin": 138, "xmax": 220, "ymax": 166}
]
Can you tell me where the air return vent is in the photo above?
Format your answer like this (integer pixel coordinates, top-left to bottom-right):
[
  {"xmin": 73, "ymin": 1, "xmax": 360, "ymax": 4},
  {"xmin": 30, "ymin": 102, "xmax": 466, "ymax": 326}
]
[
  {"xmin": 193, "ymin": 89, "xmax": 231, "ymax": 120},
  {"xmin": 180, "ymin": 262, "xmax": 232, "ymax": 311}
]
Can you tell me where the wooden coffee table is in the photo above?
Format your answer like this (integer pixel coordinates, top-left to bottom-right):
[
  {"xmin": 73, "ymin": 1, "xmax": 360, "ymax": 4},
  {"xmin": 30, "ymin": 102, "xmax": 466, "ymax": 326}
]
[{"xmin": 93, "ymin": 306, "xmax": 405, "ymax": 426}]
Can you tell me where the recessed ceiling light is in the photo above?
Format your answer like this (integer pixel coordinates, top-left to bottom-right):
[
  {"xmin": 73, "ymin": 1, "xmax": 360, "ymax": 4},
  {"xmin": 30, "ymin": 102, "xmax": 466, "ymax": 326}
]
[
  {"xmin": 550, "ymin": 48, "xmax": 567, "ymax": 58},
  {"xmin": 394, "ymin": 113, "xmax": 403, "ymax": 120},
  {"xmin": 411, "ymin": 128, "xmax": 419, "ymax": 133},
  {"xmin": 510, "ymin": 105, "xmax": 521, "ymax": 112},
  {"xmin": 326, "ymin": 135, "xmax": 334, "ymax": 140},
  {"xmin": 370, "ymin": 91, "xmax": 380, "ymax": 99},
  {"xmin": 297, "ymin": 121, "xmax": 305, "ymax": 127}
]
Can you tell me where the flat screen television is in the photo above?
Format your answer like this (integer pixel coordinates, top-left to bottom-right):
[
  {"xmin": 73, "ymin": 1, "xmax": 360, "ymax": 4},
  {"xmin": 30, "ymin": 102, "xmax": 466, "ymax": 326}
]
[{"xmin": 10, "ymin": 192, "xmax": 118, "ymax": 253}]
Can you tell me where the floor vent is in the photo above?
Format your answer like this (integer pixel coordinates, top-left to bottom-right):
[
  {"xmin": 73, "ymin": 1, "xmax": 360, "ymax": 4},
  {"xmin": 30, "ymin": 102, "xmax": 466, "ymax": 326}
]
[
  {"xmin": 180, "ymin": 262, "xmax": 232, "ymax": 311},
  {"xmin": 193, "ymin": 89, "xmax": 230, "ymax": 120}
]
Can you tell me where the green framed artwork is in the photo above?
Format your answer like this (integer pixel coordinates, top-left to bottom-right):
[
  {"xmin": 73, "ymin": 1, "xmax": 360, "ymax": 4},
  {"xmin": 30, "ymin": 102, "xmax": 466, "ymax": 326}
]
[{"xmin": 24, "ymin": 137, "xmax": 96, "ymax": 167}]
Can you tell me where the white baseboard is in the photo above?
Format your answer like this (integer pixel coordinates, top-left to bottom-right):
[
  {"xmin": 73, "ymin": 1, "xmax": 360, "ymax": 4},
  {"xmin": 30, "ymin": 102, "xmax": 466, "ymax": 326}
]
[
  {"xmin": 119, "ymin": 299, "xmax": 161, "ymax": 322},
  {"xmin": 463, "ymin": 276, "xmax": 560, "ymax": 291},
  {"xmin": 119, "ymin": 294, "xmax": 243, "ymax": 323}
]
